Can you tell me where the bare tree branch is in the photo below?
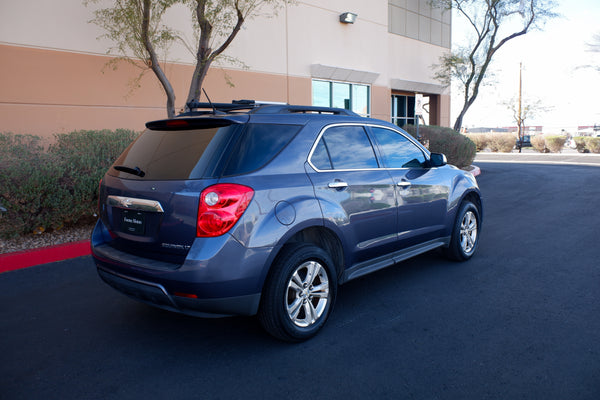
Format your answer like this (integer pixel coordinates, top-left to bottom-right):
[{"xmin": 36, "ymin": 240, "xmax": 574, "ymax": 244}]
[
  {"xmin": 85, "ymin": 0, "xmax": 291, "ymax": 118},
  {"xmin": 431, "ymin": 0, "xmax": 558, "ymax": 131}
]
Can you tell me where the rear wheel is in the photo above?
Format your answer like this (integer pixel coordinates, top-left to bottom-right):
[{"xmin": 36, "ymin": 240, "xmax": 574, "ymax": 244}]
[
  {"xmin": 258, "ymin": 243, "xmax": 337, "ymax": 342},
  {"xmin": 444, "ymin": 200, "xmax": 480, "ymax": 261}
]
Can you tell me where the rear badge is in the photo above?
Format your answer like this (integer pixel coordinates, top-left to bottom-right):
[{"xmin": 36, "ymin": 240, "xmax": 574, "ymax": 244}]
[{"xmin": 161, "ymin": 243, "xmax": 192, "ymax": 250}]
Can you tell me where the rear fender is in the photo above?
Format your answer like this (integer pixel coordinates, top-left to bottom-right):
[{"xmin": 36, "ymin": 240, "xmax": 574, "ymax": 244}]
[{"xmin": 231, "ymin": 191, "xmax": 325, "ymax": 249}]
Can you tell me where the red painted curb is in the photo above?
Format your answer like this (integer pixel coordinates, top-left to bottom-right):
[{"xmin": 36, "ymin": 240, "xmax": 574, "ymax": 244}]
[{"xmin": 0, "ymin": 240, "xmax": 91, "ymax": 273}]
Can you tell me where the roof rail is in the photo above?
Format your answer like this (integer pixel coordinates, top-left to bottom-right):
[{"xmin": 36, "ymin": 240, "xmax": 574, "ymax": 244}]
[
  {"xmin": 179, "ymin": 100, "xmax": 360, "ymax": 117},
  {"xmin": 250, "ymin": 105, "xmax": 359, "ymax": 116}
]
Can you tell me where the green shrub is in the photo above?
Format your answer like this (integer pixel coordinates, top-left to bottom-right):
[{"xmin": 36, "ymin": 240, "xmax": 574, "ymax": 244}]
[
  {"xmin": 0, "ymin": 130, "xmax": 137, "ymax": 238},
  {"xmin": 531, "ymin": 135, "xmax": 547, "ymax": 153},
  {"xmin": 584, "ymin": 136, "xmax": 600, "ymax": 153},
  {"xmin": 465, "ymin": 133, "xmax": 488, "ymax": 152},
  {"xmin": 405, "ymin": 125, "xmax": 476, "ymax": 168},
  {"xmin": 488, "ymin": 132, "xmax": 516, "ymax": 153},
  {"xmin": 0, "ymin": 133, "xmax": 64, "ymax": 237},
  {"xmin": 545, "ymin": 136, "xmax": 567, "ymax": 153},
  {"xmin": 50, "ymin": 129, "xmax": 138, "ymax": 222}
]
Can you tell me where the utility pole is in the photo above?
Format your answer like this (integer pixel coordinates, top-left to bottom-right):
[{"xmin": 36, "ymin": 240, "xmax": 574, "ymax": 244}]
[{"xmin": 517, "ymin": 62, "xmax": 523, "ymax": 153}]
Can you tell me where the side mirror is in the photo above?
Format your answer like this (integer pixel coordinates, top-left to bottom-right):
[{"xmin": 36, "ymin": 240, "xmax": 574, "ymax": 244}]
[{"xmin": 430, "ymin": 153, "xmax": 447, "ymax": 167}]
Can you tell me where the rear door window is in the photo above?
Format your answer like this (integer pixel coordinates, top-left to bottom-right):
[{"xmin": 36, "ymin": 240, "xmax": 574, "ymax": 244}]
[{"xmin": 310, "ymin": 125, "xmax": 379, "ymax": 170}]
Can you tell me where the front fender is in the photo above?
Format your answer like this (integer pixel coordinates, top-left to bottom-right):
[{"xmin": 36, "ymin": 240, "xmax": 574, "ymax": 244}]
[{"xmin": 445, "ymin": 169, "xmax": 482, "ymax": 235}]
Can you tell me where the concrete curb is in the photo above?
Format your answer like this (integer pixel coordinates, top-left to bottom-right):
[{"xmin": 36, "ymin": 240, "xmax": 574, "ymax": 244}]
[
  {"xmin": 0, "ymin": 240, "xmax": 91, "ymax": 274},
  {"xmin": 463, "ymin": 165, "xmax": 481, "ymax": 177}
]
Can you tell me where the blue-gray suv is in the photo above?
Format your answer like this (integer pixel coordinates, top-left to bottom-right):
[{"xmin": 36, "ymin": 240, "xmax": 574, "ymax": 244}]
[{"xmin": 92, "ymin": 101, "xmax": 482, "ymax": 341}]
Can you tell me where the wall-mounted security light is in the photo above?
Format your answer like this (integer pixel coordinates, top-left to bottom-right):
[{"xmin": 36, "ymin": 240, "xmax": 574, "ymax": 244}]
[{"xmin": 339, "ymin": 12, "xmax": 357, "ymax": 24}]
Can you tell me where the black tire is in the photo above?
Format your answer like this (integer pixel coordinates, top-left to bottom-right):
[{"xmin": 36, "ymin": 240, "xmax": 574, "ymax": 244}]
[
  {"xmin": 444, "ymin": 200, "xmax": 480, "ymax": 261},
  {"xmin": 258, "ymin": 243, "xmax": 337, "ymax": 342}
]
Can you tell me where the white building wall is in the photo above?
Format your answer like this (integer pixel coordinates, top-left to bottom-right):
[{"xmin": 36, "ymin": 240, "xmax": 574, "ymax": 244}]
[{"xmin": 0, "ymin": 0, "xmax": 451, "ymax": 136}]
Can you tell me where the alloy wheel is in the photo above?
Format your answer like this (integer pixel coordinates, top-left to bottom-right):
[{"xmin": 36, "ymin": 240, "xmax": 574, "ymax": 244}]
[
  {"xmin": 286, "ymin": 261, "xmax": 330, "ymax": 328},
  {"xmin": 460, "ymin": 210, "xmax": 478, "ymax": 255}
]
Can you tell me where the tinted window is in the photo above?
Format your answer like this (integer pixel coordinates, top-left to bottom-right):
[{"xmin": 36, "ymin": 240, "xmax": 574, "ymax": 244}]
[
  {"xmin": 311, "ymin": 126, "xmax": 378, "ymax": 170},
  {"xmin": 109, "ymin": 124, "xmax": 241, "ymax": 180},
  {"xmin": 222, "ymin": 124, "xmax": 301, "ymax": 176},
  {"xmin": 311, "ymin": 139, "xmax": 333, "ymax": 170},
  {"xmin": 371, "ymin": 127, "xmax": 427, "ymax": 169}
]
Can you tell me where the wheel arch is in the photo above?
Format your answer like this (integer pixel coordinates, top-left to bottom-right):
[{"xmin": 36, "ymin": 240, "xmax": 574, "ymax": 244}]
[
  {"xmin": 270, "ymin": 225, "xmax": 345, "ymax": 284},
  {"xmin": 461, "ymin": 190, "xmax": 483, "ymax": 228}
]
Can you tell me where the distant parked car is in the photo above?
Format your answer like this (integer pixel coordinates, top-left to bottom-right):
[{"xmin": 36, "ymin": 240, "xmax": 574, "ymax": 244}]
[
  {"xmin": 515, "ymin": 135, "xmax": 532, "ymax": 148},
  {"xmin": 92, "ymin": 100, "xmax": 483, "ymax": 341}
]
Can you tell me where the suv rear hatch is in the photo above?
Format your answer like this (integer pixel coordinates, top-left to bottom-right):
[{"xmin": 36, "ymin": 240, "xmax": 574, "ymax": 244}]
[
  {"xmin": 98, "ymin": 115, "xmax": 303, "ymax": 264},
  {"xmin": 99, "ymin": 116, "xmax": 248, "ymax": 264}
]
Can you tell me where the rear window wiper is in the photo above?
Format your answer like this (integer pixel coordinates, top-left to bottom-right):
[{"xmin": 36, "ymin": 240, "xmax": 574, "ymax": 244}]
[{"xmin": 113, "ymin": 165, "xmax": 146, "ymax": 177}]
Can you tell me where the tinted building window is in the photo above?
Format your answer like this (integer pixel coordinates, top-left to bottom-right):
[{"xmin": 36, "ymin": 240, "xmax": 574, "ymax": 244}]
[{"xmin": 312, "ymin": 80, "xmax": 370, "ymax": 117}]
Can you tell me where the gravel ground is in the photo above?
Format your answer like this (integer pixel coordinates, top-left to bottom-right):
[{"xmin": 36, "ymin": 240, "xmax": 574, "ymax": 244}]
[{"xmin": 0, "ymin": 225, "xmax": 94, "ymax": 254}]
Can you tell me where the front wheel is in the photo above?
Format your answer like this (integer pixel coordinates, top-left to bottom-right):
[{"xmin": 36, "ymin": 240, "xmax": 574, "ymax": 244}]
[
  {"xmin": 444, "ymin": 200, "xmax": 481, "ymax": 261},
  {"xmin": 258, "ymin": 243, "xmax": 337, "ymax": 342}
]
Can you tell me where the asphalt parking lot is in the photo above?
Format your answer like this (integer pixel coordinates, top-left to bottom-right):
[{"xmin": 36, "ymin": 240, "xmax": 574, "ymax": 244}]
[{"xmin": 1, "ymin": 161, "xmax": 599, "ymax": 400}]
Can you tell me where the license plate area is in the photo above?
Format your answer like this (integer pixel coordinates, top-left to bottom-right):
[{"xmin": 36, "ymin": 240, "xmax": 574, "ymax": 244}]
[{"xmin": 121, "ymin": 210, "xmax": 146, "ymax": 235}]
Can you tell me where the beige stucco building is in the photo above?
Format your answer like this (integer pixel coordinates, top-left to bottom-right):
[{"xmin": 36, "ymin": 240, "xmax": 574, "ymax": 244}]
[{"xmin": 0, "ymin": 0, "xmax": 451, "ymax": 139}]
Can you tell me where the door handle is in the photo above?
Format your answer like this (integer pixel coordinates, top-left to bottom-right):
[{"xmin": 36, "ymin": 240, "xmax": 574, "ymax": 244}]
[
  {"xmin": 328, "ymin": 181, "xmax": 349, "ymax": 189},
  {"xmin": 397, "ymin": 181, "xmax": 411, "ymax": 189}
]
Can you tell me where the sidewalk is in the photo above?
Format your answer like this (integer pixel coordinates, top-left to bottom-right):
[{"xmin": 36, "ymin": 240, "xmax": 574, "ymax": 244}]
[{"xmin": 475, "ymin": 148, "xmax": 600, "ymax": 166}]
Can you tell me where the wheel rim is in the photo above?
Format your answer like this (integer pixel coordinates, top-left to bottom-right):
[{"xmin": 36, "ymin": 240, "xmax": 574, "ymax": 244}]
[
  {"xmin": 460, "ymin": 210, "xmax": 478, "ymax": 255},
  {"xmin": 286, "ymin": 260, "xmax": 330, "ymax": 328}
]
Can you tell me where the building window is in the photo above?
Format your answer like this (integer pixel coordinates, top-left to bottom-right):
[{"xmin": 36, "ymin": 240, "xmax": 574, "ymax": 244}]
[
  {"xmin": 391, "ymin": 95, "xmax": 415, "ymax": 128},
  {"xmin": 388, "ymin": 0, "xmax": 451, "ymax": 48},
  {"xmin": 312, "ymin": 80, "xmax": 370, "ymax": 117}
]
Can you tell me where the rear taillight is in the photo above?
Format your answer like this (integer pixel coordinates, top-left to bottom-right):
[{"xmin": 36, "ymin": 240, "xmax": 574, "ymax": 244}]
[{"xmin": 197, "ymin": 184, "xmax": 254, "ymax": 237}]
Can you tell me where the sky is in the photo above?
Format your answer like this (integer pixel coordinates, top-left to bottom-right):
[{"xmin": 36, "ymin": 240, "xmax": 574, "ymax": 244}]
[{"xmin": 450, "ymin": 0, "xmax": 600, "ymax": 132}]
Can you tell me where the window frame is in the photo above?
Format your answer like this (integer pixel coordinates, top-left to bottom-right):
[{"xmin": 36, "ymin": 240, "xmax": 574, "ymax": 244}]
[
  {"xmin": 312, "ymin": 79, "xmax": 371, "ymax": 117},
  {"xmin": 308, "ymin": 123, "xmax": 430, "ymax": 172},
  {"xmin": 391, "ymin": 94, "xmax": 416, "ymax": 128}
]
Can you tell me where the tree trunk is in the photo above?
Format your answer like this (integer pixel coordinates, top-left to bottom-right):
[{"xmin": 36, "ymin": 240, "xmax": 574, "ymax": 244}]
[
  {"xmin": 186, "ymin": 59, "xmax": 211, "ymax": 105},
  {"xmin": 185, "ymin": 0, "xmax": 245, "ymax": 108},
  {"xmin": 453, "ymin": 113, "xmax": 464, "ymax": 132},
  {"xmin": 141, "ymin": 0, "xmax": 176, "ymax": 118}
]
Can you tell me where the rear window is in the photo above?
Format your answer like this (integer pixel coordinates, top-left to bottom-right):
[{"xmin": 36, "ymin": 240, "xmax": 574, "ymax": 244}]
[
  {"xmin": 108, "ymin": 123, "xmax": 300, "ymax": 180},
  {"xmin": 109, "ymin": 125, "xmax": 241, "ymax": 180}
]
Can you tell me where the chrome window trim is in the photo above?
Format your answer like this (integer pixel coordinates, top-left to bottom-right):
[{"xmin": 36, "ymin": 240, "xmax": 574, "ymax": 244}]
[
  {"xmin": 307, "ymin": 123, "xmax": 430, "ymax": 173},
  {"xmin": 107, "ymin": 195, "xmax": 165, "ymax": 213}
]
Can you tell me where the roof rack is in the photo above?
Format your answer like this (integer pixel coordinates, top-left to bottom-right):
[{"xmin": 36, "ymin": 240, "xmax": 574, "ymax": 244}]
[
  {"xmin": 181, "ymin": 99, "xmax": 259, "ymax": 115},
  {"xmin": 250, "ymin": 105, "xmax": 358, "ymax": 116},
  {"xmin": 179, "ymin": 100, "xmax": 359, "ymax": 117}
]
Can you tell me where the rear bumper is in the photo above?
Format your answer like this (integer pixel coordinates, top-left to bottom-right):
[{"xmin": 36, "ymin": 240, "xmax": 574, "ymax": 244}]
[
  {"xmin": 91, "ymin": 220, "xmax": 272, "ymax": 317},
  {"xmin": 97, "ymin": 267, "xmax": 260, "ymax": 317}
]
